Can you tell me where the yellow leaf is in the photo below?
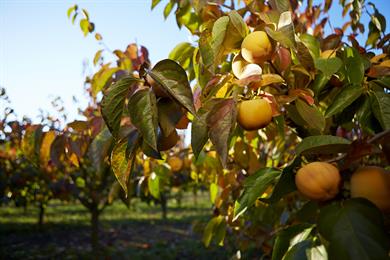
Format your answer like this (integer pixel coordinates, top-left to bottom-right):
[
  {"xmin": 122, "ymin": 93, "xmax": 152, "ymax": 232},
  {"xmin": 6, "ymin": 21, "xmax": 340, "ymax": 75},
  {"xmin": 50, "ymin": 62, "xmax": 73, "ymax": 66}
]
[
  {"xmin": 250, "ymin": 74, "xmax": 284, "ymax": 89},
  {"xmin": 39, "ymin": 131, "xmax": 56, "ymax": 166}
]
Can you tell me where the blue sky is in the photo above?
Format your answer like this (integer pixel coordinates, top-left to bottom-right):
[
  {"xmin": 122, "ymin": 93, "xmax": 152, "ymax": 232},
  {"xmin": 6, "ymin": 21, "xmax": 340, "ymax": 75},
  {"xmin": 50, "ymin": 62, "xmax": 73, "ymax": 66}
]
[
  {"xmin": 0, "ymin": 0, "xmax": 189, "ymax": 123},
  {"xmin": 1, "ymin": 0, "xmax": 389, "ymax": 124}
]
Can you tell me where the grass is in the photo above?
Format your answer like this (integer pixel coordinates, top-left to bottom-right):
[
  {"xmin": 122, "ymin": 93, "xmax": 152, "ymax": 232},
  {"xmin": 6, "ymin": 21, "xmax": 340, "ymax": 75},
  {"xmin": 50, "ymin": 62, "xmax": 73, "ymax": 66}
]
[{"xmin": 0, "ymin": 192, "xmax": 238, "ymax": 259}]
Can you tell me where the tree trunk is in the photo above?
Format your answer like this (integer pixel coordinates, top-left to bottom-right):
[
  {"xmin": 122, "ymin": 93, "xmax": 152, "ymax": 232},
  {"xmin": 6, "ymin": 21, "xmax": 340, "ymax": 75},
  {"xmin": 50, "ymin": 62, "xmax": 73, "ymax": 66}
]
[
  {"xmin": 38, "ymin": 202, "xmax": 45, "ymax": 230},
  {"xmin": 160, "ymin": 193, "xmax": 167, "ymax": 220},
  {"xmin": 90, "ymin": 208, "xmax": 100, "ymax": 253}
]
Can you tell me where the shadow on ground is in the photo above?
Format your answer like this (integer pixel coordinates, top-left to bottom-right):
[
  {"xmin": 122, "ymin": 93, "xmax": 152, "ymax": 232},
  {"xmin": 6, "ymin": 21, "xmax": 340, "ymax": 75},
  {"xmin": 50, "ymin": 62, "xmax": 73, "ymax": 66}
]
[{"xmin": 0, "ymin": 197, "xmax": 241, "ymax": 259}]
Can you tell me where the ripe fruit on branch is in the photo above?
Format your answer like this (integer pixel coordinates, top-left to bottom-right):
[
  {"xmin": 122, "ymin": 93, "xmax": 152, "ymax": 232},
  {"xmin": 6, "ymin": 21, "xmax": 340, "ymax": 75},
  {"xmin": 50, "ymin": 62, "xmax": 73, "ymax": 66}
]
[
  {"xmin": 237, "ymin": 98, "xmax": 272, "ymax": 130},
  {"xmin": 241, "ymin": 31, "xmax": 273, "ymax": 64},
  {"xmin": 295, "ymin": 162, "xmax": 341, "ymax": 201},
  {"xmin": 350, "ymin": 166, "xmax": 390, "ymax": 211},
  {"xmin": 167, "ymin": 156, "xmax": 183, "ymax": 172},
  {"xmin": 232, "ymin": 53, "xmax": 262, "ymax": 79},
  {"xmin": 157, "ymin": 130, "xmax": 179, "ymax": 151}
]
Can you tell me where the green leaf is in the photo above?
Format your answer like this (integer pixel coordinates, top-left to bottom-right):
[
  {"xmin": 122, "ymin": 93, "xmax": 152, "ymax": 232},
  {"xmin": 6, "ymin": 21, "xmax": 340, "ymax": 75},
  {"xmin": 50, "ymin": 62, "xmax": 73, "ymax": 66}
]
[
  {"xmin": 191, "ymin": 108, "xmax": 209, "ymax": 159},
  {"xmin": 265, "ymin": 25, "xmax": 296, "ymax": 49},
  {"xmin": 283, "ymin": 240, "xmax": 313, "ymax": 260},
  {"xmin": 151, "ymin": 0, "xmax": 162, "ymax": 10},
  {"xmin": 314, "ymin": 57, "xmax": 342, "ymax": 78},
  {"xmin": 79, "ymin": 19, "xmax": 89, "ymax": 36},
  {"xmin": 223, "ymin": 11, "xmax": 248, "ymax": 51},
  {"xmin": 207, "ymin": 98, "xmax": 236, "ymax": 167},
  {"xmin": 22, "ymin": 125, "xmax": 44, "ymax": 165},
  {"xmin": 300, "ymin": 34, "xmax": 320, "ymax": 59},
  {"xmin": 128, "ymin": 89, "xmax": 159, "ymax": 151},
  {"xmin": 199, "ymin": 30, "xmax": 215, "ymax": 69},
  {"xmin": 306, "ymin": 245, "xmax": 328, "ymax": 260},
  {"xmin": 148, "ymin": 172, "xmax": 160, "ymax": 199},
  {"xmin": 93, "ymin": 49, "xmax": 103, "ymax": 66},
  {"xmin": 325, "ymin": 84, "xmax": 363, "ymax": 117},
  {"xmin": 39, "ymin": 130, "xmax": 56, "ymax": 166},
  {"xmin": 101, "ymin": 76, "xmax": 141, "ymax": 138},
  {"xmin": 111, "ymin": 130, "xmax": 139, "ymax": 194},
  {"xmin": 157, "ymin": 98, "xmax": 183, "ymax": 137},
  {"xmin": 318, "ymin": 199, "xmax": 390, "ymax": 260},
  {"xmin": 371, "ymin": 88, "xmax": 390, "ymax": 130},
  {"xmin": 269, "ymin": 0, "xmax": 290, "ymax": 12},
  {"xmin": 209, "ymin": 183, "xmax": 218, "ymax": 203},
  {"xmin": 211, "ymin": 16, "xmax": 230, "ymax": 62},
  {"xmin": 296, "ymin": 42, "xmax": 315, "ymax": 71},
  {"xmin": 233, "ymin": 168, "xmax": 281, "ymax": 221},
  {"xmin": 91, "ymin": 65, "xmax": 120, "ymax": 97},
  {"xmin": 148, "ymin": 59, "xmax": 195, "ymax": 115},
  {"xmin": 272, "ymin": 224, "xmax": 314, "ymax": 260},
  {"xmin": 81, "ymin": 9, "xmax": 89, "ymax": 20},
  {"xmin": 168, "ymin": 42, "xmax": 195, "ymax": 69},
  {"xmin": 67, "ymin": 4, "xmax": 77, "ymax": 19},
  {"xmin": 266, "ymin": 157, "xmax": 301, "ymax": 204},
  {"xmin": 88, "ymin": 127, "xmax": 113, "ymax": 175},
  {"xmin": 202, "ymin": 216, "xmax": 226, "ymax": 247},
  {"xmin": 142, "ymin": 139, "xmax": 161, "ymax": 160},
  {"xmin": 295, "ymin": 99, "xmax": 325, "ymax": 132},
  {"xmin": 312, "ymin": 73, "xmax": 329, "ymax": 97},
  {"xmin": 163, "ymin": 1, "xmax": 174, "ymax": 19},
  {"xmin": 343, "ymin": 47, "xmax": 365, "ymax": 85},
  {"xmin": 296, "ymin": 135, "xmax": 351, "ymax": 156}
]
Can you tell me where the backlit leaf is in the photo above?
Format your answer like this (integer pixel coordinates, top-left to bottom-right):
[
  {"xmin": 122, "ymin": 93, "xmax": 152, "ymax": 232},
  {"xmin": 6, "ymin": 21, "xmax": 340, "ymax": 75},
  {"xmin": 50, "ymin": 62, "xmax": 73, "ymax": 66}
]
[
  {"xmin": 191, "ymin": 108, "xmax": 210, "ymax": 159},
  {"xmin": 111, "ymin": 130, "xmax": 139, "ymax": 194},
  {"xmin": 296, "ymin": 135, "xmax": 351, "ymax": 156},
  {"xmin": 234, "ymin": 168, "xmax": 281, "ymax": 221},
  {"xmin": 101, "ymin": 76, "xmax": 141, "ymax": 138},
  {"xmin": 295, "ymin": 99, "xmax": 325, "ymax": 132},
  {"xmin": 370, "ymin": 88, "xmax": 390, "ymax": 130},
  {"xmin": 128, "ymin": 89, "xmax": 159, "ymax": 151},
  {"xmin": 148, "ymin": 59, "xmax": 195, "ymax": 115},
  {"xmin": 325, "ymin": 84, "xmax": 363, "ymax": 117},
  {"xmin": 207, "ymin": 98, "xmax": 236, "ymax": 167},
  {"xmin": 318, "ymin": 199, "xmax": 390, "ymax": 260}
]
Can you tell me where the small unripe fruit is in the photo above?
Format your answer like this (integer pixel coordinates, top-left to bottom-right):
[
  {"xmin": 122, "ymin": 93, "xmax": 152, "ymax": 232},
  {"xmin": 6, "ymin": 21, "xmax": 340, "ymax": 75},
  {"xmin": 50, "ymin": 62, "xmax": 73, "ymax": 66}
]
[
  {"xmin": 350, "ymin": 166, "xmax": 390, "ymax": 211},
  {"xmin": 241, "ymin": 31, "xmax": 273, "ymax": 64},
  {"xmin": 295, "ymin": 162, "xmax": 341, "ymax": 201},
  {"xmin": 232, "ymin": 53, "xmax": 262, "ymax": 79},
  {"xmin": 167, "ymin": 156, "xmax": 183, "ymax": 172},
  {"xmin": 237, "ymin": 99, "xmax": 272, "ymax": 131}
]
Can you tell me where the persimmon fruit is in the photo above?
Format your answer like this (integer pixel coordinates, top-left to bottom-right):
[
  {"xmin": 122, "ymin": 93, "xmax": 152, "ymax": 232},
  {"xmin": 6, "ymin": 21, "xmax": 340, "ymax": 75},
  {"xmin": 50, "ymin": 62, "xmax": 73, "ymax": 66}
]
[
  {"xmin": 350, "ymin": 166, "xmax": 390, "ymax": 211},
  {"xmin": 295, "ymin": 162, "xmax": 341, "ymax": 201},
  {"xmin": 237, "ymin": 99, "xmax": 272, "ymax": 130},
  {"xmin": 168, "ymin": 156, "xmax": 183, "ymax": 172},
  {"xmin": 241, "ymin": 31, "xmax": 273, "ymax": 64}
]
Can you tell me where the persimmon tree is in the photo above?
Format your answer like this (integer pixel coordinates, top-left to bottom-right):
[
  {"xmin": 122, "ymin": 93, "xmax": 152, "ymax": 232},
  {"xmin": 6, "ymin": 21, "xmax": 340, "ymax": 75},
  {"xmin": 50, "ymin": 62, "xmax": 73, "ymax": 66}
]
[
  {"xmin": 66, "ymin": 0, "xmax": 390, "ymax": 257},
  {"xmin": 0, "ymin": 95, "xmax": 73, "ymax": 228}
]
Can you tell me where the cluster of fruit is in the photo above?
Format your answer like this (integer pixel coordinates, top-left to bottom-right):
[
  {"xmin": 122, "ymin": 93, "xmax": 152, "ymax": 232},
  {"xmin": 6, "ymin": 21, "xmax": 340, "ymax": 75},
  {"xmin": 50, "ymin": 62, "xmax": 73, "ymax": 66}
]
[
  {"xmin": 296, "ymin": 162, "xmax": 390, "ymax": 212},
  {"xmin": 232, "ymin": 31, "xmax": 274, "ymax": 131}
]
